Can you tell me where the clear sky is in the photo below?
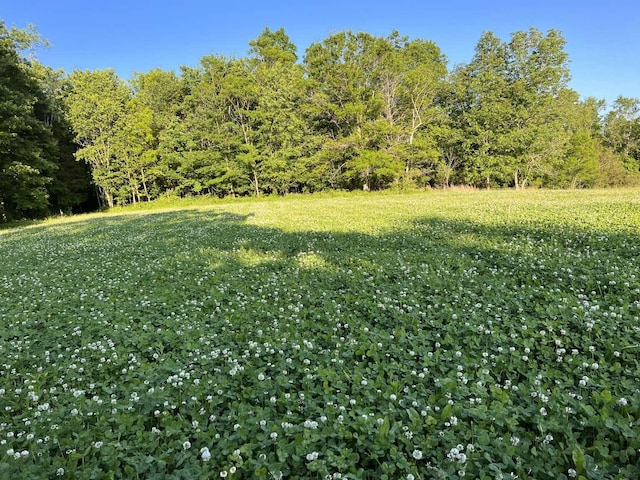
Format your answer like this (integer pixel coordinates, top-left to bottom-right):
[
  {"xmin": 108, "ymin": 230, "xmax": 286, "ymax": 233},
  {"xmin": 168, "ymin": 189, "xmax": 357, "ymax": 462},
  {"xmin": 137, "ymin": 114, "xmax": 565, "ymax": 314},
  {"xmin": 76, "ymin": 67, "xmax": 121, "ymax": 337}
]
[{"xmin": 2, "ymin": 0, "xmax": 638, "ymax": 105}]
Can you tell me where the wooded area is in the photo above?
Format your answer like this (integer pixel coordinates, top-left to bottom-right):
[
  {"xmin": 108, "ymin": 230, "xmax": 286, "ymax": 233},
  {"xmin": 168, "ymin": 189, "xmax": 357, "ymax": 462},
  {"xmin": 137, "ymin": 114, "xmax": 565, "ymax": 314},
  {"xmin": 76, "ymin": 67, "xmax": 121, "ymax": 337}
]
[{"xmin": 1, "ymin": 22, "xmax": 639, "ymax": 219}]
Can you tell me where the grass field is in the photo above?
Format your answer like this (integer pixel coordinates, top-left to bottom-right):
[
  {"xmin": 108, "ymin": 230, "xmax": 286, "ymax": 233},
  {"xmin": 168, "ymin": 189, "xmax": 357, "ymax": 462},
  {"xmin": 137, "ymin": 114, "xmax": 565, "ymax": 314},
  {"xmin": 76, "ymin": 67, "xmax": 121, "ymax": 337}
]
[{"xmin": 1, "ymin": 189, "xmax": 639, "ymax": 479}]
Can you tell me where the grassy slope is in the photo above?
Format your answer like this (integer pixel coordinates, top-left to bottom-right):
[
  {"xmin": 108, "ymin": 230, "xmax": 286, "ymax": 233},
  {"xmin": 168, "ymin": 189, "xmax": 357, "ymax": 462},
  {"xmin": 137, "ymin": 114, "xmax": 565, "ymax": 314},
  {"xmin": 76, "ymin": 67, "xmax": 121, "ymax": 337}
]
[{"xmin": 1, "ymin": 189, "xmax": 639, "ymax": 479}]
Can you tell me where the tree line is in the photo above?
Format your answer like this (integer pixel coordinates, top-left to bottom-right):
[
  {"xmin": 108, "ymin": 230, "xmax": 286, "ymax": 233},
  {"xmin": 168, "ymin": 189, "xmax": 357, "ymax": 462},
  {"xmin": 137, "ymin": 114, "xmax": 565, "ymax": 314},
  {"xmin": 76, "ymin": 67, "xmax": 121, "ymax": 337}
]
[{"xmin": 2, "ymin": 22, "xmax": 639, "ymax": 218}]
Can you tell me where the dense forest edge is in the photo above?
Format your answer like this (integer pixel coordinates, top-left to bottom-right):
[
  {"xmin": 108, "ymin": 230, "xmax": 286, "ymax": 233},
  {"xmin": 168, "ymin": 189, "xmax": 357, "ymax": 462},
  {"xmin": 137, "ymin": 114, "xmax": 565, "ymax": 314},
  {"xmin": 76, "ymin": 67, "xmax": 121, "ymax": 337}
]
[{"xmin": 1, "ymin": 22, "xmax": 639, "ymax": 220}]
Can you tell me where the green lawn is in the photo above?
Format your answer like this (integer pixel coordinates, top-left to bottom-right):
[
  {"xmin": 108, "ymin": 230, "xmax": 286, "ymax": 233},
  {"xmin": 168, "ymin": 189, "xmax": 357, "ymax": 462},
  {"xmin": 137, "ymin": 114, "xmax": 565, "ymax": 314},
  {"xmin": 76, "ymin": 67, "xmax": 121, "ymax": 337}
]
[{"xmin": 1, "ymin": 189, "xmax": 639, "ymax": 479}]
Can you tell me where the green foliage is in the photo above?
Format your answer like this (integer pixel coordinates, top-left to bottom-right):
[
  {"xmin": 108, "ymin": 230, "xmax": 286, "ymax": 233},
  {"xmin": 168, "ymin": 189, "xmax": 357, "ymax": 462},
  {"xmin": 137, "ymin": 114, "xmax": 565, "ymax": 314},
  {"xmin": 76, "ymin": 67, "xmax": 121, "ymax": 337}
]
[
  {"xmin": 249, "ymin": 27, "xmax": 298, "ymax": 65},
  {"xmin": 66, "ymin": 69, "xmax": 132, "ymax": 207},
  {"xmin": 304, "ymin": 30, "xmax": 447, "ymax": 190},
  {"xmin": 0, "ymin": 21, "xmax": 59, "ymax": 220},
  {"xmin": 604, "ymin": 96, "xmax": 640, "ymax": 172},
  {"xmin": 449, "ymin": 28, "xmax": 576, "ymax": 188},
  {"xmin": 1, "ymin": 190, "xmax": 640, "ymax": 478},
  {"xmin": 3, "ymin": 22, "xmax": 640, "ymax": 216}
]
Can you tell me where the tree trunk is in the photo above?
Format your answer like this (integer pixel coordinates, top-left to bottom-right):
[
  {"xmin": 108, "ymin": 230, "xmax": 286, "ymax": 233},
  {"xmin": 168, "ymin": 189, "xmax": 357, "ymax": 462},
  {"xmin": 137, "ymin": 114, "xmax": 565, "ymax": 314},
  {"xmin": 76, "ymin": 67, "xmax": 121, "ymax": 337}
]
[
  {"xmin": 141, "ymin": 168, "xmax": 150, "ymax": 201},
  {"xmin": 105, "ymin": 190, "xmax": 114, "ymax": 208},
  {"xmin": 253, "ymin": 165, "xmax": 260, "ymax": 196},
  {"xmin": 95, "ymin": 186, "xmax": 104, "ymax": 208}
]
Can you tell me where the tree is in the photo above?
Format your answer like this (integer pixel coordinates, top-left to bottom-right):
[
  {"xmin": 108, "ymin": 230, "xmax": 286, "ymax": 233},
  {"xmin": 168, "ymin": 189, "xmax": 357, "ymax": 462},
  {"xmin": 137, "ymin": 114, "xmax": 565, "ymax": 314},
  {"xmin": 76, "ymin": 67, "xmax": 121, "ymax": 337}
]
[
  {"xmin": 604, "ymin": 96, "xmax": 640, "ymax": 171},
  {"xmin": 111, "ymin": 99, "xmax": 155, "ymax": 204},
  {"xmin": 29, "ymin": 62, "xmax": 96, "ymax": 213},
  {"xmin": 369, "ymin": 32, "xmax": 447, "ymax": 184},
  {"xmin": 545, "ymin": 93, "xmax": 602, "ymax": 188},
  {"xmin": 304, "ymin": 31, "xmax": 382, "ymax": 189},
  {"xmin": 0, "ymin": 21, "xmax": 56, "ymax": 219},
  {"xmin": 450, "ymin": 28, "xmax": 573, "ymax": 188},
  {"xmin": 129, "ymin": 68, "xmax": 185, "ymax": 199},
  {"xmin": 248, "ymin": 27, "xmax": 297, "ymax": 66},
  {"xmin": 304, "ymin": 30, "xmax": 447, "ymax": 190},
  {"xmin": 246, "ymin": 29, "xmax": 316, "ymax": 194},
  {"xmin": 66, "ymin": 69, "xmax": 131, "ymax": 207}
]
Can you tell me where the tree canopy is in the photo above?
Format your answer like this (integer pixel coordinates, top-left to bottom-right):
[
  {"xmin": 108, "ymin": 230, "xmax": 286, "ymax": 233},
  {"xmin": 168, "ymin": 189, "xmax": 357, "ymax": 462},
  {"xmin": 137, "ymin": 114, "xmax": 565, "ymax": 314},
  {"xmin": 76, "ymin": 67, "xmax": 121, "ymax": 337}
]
[{"xmin": 1, "ymin": 22, "xmax": 639, "ymax": 218}]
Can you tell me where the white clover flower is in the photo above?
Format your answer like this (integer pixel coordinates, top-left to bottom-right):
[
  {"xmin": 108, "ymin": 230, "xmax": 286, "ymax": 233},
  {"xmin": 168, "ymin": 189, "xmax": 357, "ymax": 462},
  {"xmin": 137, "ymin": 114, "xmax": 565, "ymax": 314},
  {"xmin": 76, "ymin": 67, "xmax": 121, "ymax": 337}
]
[
  {"xmin": 258, "ymin": 373, "xmax": 265, "ymax": 381},
  {"xmin": 306, "ymin": 451, "xmax": 319, "ymax": 461},
  {"xmin": 270, "ymin": 432, "xmax": 278, "ymax": 440},
  {"xmin": 201, "ymin": 447, "xmax": 211, "ymax": 461},
  {"xmin": 229, "ymin": 467, "xmax": 236, "ymax": 474},
  {"xmin": 407, "ymin": 475, "xmax": 415, "ymax": 480},
  {"xmin": 568, "ymin": 468, "xmax": 577, "ymax": 478},
  {"xmin": 304, "ymin": 420, "xmax": 318, "ymax": 429},
  {"xmin": 183, "ymin": 441, "xmax": 191, "ymax": 450},
  {"xmin": 412, "ymin": 449, "xmax": 423, "ymax": 460},
  {"xmin": 390, "ymin": 394, "xmax": 397, "ymax": 401},
  {"xmin": 618, "ymin": 397, "xmax": 629, "ymax": 406},
  {"xmin": 56, "ymin": 468, "xmax": 65, "ymax": 476},
  {"xmin": 220, "ymin": 471, "xmax": 227, "ymax": 478}
]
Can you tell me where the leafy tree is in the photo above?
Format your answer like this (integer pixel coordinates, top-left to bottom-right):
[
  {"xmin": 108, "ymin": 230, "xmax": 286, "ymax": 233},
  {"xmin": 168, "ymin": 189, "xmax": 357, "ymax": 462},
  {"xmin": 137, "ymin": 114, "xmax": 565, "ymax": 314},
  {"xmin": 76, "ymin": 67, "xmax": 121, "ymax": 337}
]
[
  {"xmin": 305, "ymin": 30, "xmax": 447, "ymax": 190},
  {"xmin": 544, "ymin": 93, "xmax": 601, "ymax": 188},
  {"xmin": 369, "ymin": 32, "xmax": 447, "ymax": 185},
  {"xmin": 186, "ymin": 58, "xmax": 248, "ymax": 196},
  {"xmin": 604, "ymin": 96, "xmax": 640, "ymax": 171},
  {"xmin": 0, "ymin": 21, "xmax": 56, "ymax": 219},
  {"xmin": 110, "ymin": 99, "xmax": 155, "ymax": 204},
  {"xmin": 129, "ymin": 69, "xmax": 185, "ymax": 199},
  {"xmin": 304, "ymin": 31, "xmax": 382, "ymax": 189},
  {"xmin": 66, "ymin": 69, "xmax": 131, "ymax": 207},
  {"xmin": 248, "ymin": 27, "xmax": 297, "ymax": 65},
  {"xmin": 30, "ymin": 62, "xmax": 96, "ymax": 212},
  {"xmin": 131, "ymin": 68, "xmax": 184, "ymax": 132},
  {"xmin": 248, "ymin": 30, "xmax": 316, "ymax": 194},
  {"xmin": 450, "ymin": 28, "xmax": 573, "ymax": 188}
]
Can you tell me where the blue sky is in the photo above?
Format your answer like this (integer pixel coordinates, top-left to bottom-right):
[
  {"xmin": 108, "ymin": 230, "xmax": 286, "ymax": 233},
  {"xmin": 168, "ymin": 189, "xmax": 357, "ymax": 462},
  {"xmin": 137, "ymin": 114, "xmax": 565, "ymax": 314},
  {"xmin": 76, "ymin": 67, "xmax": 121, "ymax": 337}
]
[{"xmin": 2, "ymin": 0, "xmax": 638, "ymax": 105}]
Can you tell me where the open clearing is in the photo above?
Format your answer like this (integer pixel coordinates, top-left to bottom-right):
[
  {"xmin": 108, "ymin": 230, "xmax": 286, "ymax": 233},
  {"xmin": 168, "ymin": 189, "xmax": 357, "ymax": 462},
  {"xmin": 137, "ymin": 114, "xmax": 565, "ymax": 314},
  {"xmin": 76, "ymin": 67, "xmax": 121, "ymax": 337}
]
[{"xmin": 1, "ymin": 189, "xmax": 639, "ymax": 479}]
